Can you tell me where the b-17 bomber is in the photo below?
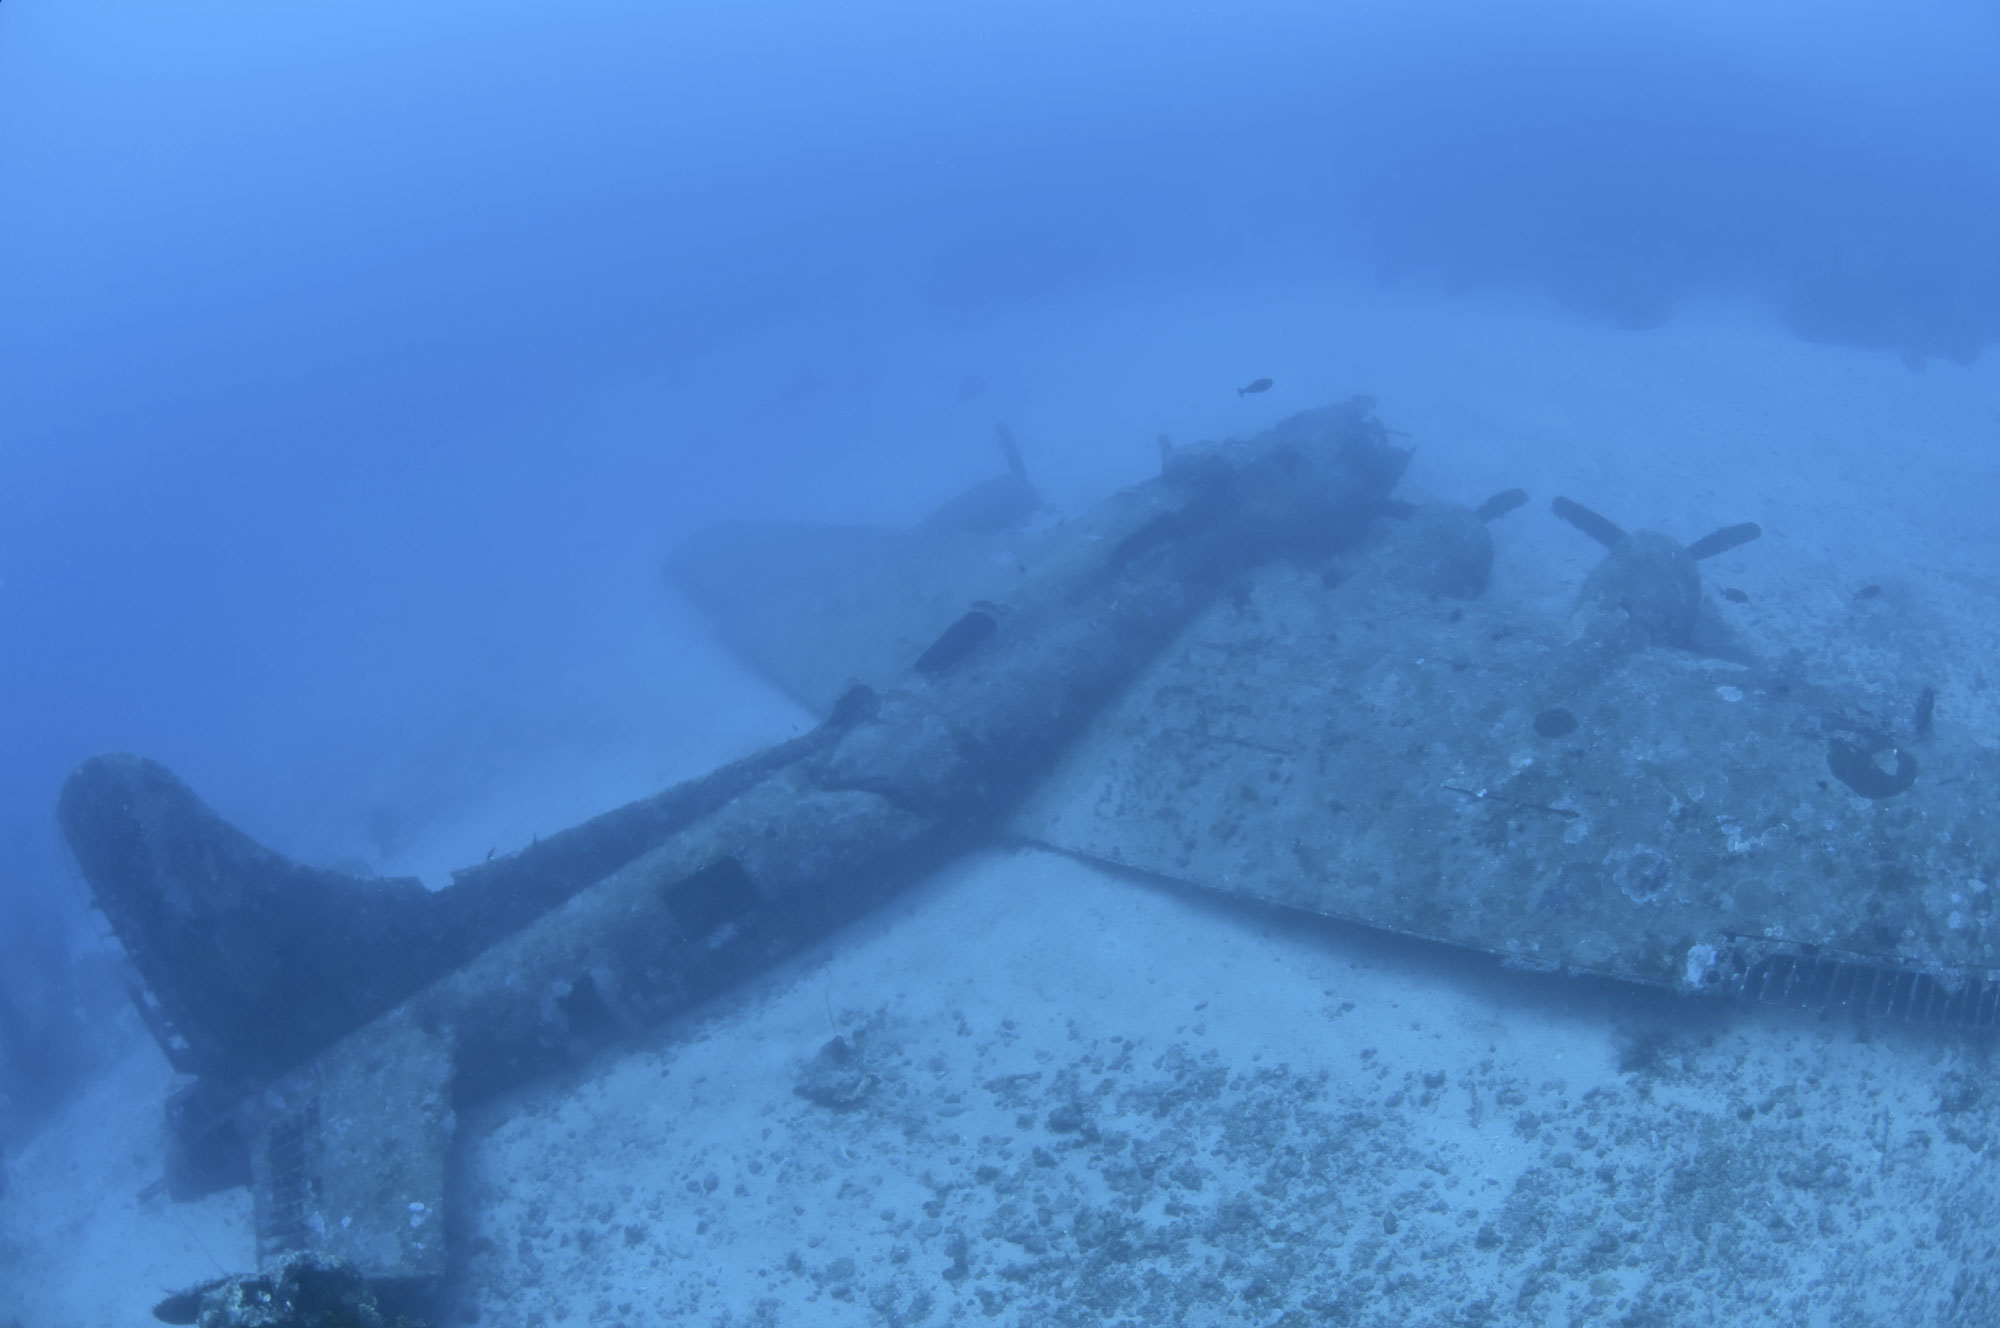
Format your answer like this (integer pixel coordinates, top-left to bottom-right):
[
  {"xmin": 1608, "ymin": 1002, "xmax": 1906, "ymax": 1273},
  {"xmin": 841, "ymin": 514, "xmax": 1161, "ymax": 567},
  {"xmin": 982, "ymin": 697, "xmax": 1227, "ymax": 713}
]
[{"xmin": 55, "ymin": 400, "xmax": 1999, "ymax": 1316}]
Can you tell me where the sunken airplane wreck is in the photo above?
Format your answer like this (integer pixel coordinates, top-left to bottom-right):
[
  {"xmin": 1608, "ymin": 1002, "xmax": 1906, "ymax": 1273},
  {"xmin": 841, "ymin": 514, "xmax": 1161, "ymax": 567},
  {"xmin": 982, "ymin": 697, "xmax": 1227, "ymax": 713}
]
[{"xmin": 57, "ymin": 400, "xmax": 2000, "ymax": 1314}]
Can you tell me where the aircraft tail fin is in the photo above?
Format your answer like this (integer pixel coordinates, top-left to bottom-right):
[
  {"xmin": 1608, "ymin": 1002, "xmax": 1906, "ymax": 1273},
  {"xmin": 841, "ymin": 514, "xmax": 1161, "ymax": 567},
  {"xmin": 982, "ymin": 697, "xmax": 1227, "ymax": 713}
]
[{"xmin": 57, "ymin": 754, "xmax": 453, "ymax": 1082}]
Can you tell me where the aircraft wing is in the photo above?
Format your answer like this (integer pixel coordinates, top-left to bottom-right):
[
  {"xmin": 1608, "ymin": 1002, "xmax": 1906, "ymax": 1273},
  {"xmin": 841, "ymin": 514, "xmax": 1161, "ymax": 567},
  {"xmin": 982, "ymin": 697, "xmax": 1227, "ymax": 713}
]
[{"xmin": 1010, "ymin": 513, "xmax": 2000, "ymax": 1018}]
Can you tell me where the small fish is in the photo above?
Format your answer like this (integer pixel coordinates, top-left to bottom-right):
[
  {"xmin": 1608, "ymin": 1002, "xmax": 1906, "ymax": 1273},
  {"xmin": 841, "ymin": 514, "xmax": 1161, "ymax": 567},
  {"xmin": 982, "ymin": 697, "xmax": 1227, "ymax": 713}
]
[{"xmin": 1237, "ymin": 378, "xmax": 1273, "ymax": 397}]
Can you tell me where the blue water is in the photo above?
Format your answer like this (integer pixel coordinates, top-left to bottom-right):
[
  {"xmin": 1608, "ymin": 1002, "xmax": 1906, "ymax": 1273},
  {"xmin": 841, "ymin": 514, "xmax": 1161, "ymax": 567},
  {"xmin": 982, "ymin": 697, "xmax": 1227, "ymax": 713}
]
[{"xmin": 2, "ymin": 0, "xmax": 1997, "ymax": 1268}]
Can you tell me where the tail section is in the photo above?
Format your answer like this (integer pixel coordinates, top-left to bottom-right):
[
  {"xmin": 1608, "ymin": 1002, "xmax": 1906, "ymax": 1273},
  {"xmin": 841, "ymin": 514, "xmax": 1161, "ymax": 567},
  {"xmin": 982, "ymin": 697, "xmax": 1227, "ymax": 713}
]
[{"xmin": 58, "ymin": 754, "xmax": 456, "ymax": 1082}]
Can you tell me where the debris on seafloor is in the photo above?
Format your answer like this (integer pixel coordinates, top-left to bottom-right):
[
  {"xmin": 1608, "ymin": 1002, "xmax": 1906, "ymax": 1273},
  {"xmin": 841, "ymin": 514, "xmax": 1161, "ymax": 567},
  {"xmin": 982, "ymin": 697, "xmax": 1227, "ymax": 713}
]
[
  {"xmin": 795, "ymin": 1033, "xmax": 879, "ymax": 1110},
  {"xmin": 152, "ymin": 1252, "xmax": 427, "ymax": 1328}
]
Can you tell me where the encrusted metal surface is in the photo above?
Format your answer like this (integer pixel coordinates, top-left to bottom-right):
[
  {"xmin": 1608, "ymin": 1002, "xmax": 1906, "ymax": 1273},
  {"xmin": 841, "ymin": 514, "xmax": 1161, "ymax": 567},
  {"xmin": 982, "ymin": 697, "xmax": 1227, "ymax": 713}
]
[{"xmin": 1011, "ymin": 510, "xmax": 2000, "ymax": 995}]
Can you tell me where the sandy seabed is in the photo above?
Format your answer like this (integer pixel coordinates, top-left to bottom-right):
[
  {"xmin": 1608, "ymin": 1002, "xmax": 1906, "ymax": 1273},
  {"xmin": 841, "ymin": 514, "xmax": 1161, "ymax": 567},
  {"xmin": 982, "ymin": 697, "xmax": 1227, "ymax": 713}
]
[
  {"xmin": 446, "ymin": 850, "xmax": 1998, "ymax": 1328},
  {"xmin": 5, "ymin": 281, "xmax": 1999, "ymax": 1327}
]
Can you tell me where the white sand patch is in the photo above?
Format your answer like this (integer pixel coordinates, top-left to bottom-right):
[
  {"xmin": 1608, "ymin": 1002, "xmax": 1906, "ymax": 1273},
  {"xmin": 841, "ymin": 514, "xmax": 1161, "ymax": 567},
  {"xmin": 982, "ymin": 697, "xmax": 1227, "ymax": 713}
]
[{"xmin": 0, "ymin": 1015, "xmax": 255, "ymax": 1326}]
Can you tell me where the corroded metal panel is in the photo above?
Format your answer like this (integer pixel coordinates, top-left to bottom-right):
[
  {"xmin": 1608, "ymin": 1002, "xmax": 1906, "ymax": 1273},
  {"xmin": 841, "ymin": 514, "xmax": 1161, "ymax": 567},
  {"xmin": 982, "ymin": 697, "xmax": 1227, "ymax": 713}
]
[{"xmin": 1014, "ymin": 515, "xmax": 2000, "ymax": 994}]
